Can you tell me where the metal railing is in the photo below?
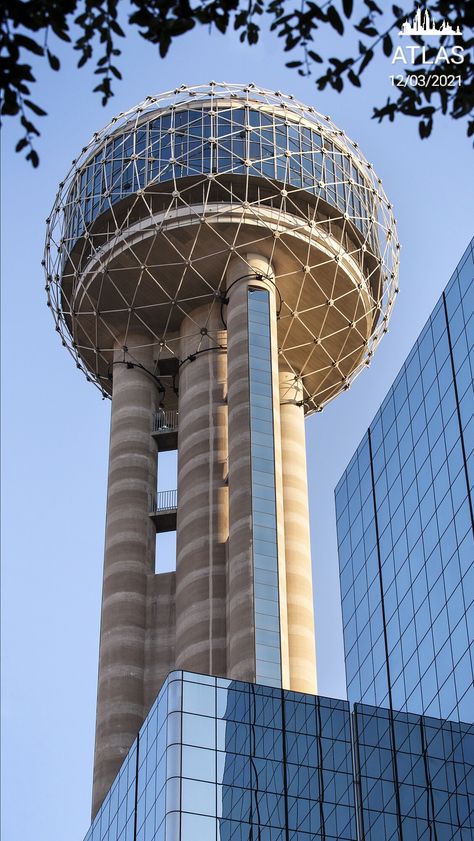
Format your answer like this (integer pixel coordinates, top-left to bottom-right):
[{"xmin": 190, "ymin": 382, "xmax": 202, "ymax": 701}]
[
  {"xmin": 153, "ymin": 410, "xmax": 178, "ymax": 433},
  {"xmin": 150, "ymin": 489, "xmax": 178, "ymax": 514}
]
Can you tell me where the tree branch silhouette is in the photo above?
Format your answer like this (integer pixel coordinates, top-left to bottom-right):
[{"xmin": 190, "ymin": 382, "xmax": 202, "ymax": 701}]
[{"xmin": 1, "ymin": 0, "xmax": 472, "ymax": 165}]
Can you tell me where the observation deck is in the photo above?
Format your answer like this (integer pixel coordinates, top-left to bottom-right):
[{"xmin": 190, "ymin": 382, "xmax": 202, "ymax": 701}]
[{"xmin": 45, "ymin": 83, "xmax": 399, "ymax": 413}]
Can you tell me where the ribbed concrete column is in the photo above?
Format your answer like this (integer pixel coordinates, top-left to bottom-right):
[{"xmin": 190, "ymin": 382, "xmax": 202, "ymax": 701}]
[
  {"xmin": 92, "ymin": 339, "xmax": 158, "ymax": 818},
  {"xmin": 226, "ymin": 254, "xmax": 289, "ymax": 685},
  {"xmin": 144, "ymin": 571, "xmax": 176, "ymax": 710},
  {"xmin": 175, "ymin": 305, "xmax": 228, "ymax": 676},
  {"xmin": 279, "ymin": 371, "xmax": 317, "ymax": 694}
]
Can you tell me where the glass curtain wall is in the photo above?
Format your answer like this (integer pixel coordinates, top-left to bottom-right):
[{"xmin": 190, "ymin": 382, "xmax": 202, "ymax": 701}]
[
  {"xmin": 336, "ymin": 240, "xmax": 474, "ymax": 722},
  {"xmin": 65, "ymin": 105, "xmax": 376, "ymax": 244},
  {"xmin": 84, "ymin": 671, "xmax": 474, "ymax": 841}
]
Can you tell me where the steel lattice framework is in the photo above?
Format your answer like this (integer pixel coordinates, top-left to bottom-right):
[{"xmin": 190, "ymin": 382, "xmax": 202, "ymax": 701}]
[{"xmin": 44, "ymin": 82, "xmax": 400, "ymax": 413}]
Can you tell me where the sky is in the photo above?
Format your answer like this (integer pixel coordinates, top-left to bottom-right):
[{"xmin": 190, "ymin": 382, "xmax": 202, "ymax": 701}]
[{"xmin": 1, "ymin": 11, "xmax": 473, "ymax": 841}]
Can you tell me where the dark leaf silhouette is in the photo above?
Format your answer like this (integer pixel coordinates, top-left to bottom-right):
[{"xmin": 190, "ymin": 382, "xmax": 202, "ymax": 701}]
[
  {"xmin": 342, "ymin": 0, "xmax": 353, "ymax": 18},
  {"xmin": 47, "ymin": 50, "xmax": 61, "ymax": 71},
  {"xmin": 348, "ymin": 69, "xmax": 361, "ymax": 87},
  {"xmin": 327, "ymin": 5, "xmax": 344, "ymax": 35},
  {"xmin": 382, "ymin": 34, "xmax": 392, "ymax": 57},
  {"xmin": 359, "ymin": 47, "xmax": 374, "ymax": 74}
]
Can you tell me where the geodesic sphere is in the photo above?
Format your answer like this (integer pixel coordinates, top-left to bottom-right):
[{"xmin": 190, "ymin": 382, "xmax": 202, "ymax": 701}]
[{"xmin": 45, "ymin": 82, "xmax": 399, "ymax": 412}]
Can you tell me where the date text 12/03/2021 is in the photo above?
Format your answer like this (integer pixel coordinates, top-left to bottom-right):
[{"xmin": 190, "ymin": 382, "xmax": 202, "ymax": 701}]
[{"xmin": 390, "ymin": 74, "xmax": 462, "ymax": 88}]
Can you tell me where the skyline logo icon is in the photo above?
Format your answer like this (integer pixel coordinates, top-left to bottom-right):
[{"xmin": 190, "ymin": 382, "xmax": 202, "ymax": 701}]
[{"xmin": 399, "ymin": 8, "xmax": 462, "ymax": 37}]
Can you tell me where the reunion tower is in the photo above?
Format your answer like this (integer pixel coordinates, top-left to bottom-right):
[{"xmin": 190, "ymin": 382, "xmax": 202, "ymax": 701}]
[{"xmin": 44, "ymin": 82, "xmax": 399, "ymax": 819}]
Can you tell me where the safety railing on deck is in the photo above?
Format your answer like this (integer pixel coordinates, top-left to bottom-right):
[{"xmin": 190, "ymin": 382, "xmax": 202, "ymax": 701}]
[
  {"xmin": 153, "ymin": 411, "xmax": 178, "ymax": 433},
  {"xmin": 149, "ymin": 489, "xmax": 178, "ymax": 514}
]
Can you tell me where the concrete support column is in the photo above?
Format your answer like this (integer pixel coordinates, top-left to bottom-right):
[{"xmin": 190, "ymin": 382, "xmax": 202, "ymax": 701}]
[
  {"xmin": 279, "ymin": 372, "xmax": 317, "ymax": 694},
  {"xmin": 92, "ymin": 339, "xmax": 158, "ymax": 817},
  {"xmin": 144, "ymin": 571, "xmax": 176, "ymax": 711},
  {"xmin": 226, "ymin": 254, "xmax": 289, "ymax": 686},
  {"xmin": 175, "ymin": 305, "xmax": 228, "ymax": 676}
]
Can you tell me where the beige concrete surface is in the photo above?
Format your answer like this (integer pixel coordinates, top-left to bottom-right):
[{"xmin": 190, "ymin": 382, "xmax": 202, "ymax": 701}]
[
  {"xmin": 175, "ymin": 305, "xmax": 228, "ymax": 676},
  {"xmin": 279, "ymin": 371, "xmax": 317, "ymax": 694},
  {"xmin": 92, "ymin": 339, "xmax": 158, "ymax": 817},
  {"xmin": 144, "ymin": 570, "xmax": 176, "ymax": 710}
]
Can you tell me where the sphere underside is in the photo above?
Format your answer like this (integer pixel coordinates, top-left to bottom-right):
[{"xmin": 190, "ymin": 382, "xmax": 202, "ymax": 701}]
[{"xmin": 45, "ymin": 83, "xmax": 399, "ymax": 412}]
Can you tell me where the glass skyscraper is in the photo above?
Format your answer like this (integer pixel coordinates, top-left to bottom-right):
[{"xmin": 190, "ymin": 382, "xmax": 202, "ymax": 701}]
[
  {"xmin": 336, "ymin": 239, "xmax": 474, "ymax": 722},
  {"xmin": 84, "ymin": 670, "xmax": 474, "ymax": 841}
]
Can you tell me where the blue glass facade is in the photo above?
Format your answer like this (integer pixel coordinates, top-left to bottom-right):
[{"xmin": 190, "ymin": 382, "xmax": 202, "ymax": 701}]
[
  {"xmin": 336, "ymin": 240, "xmax": 474, "ymax": 722},
  {"xmin": 84, "ymin": 671, "xmax": 474, "ymax": 841},
  {"xmin": 355, "ymin": 704, "xmax": 474, "ymax": 840},
  {"xmin": 65, "ymin": 104, "xmax": 378, "ymax": 244},
  {"xmin": 248, "ymin": 288, "xmax": 282, "ymax": 688}
]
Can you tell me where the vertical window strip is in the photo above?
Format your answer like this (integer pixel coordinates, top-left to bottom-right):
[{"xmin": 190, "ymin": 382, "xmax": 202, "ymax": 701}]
[{"xmin": 247, "ymin": 288, "xmax": 282, "ymax": 688}]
